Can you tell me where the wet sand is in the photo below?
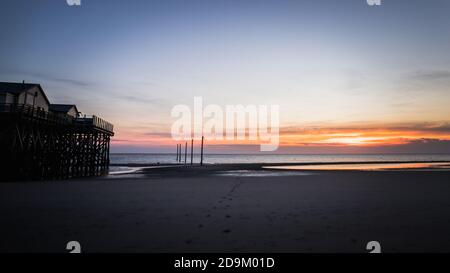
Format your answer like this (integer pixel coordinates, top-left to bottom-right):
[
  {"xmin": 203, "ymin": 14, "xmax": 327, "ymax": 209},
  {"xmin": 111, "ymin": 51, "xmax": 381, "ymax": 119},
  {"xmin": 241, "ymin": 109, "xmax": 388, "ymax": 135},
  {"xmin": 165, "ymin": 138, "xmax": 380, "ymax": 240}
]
[{"xmin": 1, "ymin": 166, "xmax": 450, "ymax": 253}]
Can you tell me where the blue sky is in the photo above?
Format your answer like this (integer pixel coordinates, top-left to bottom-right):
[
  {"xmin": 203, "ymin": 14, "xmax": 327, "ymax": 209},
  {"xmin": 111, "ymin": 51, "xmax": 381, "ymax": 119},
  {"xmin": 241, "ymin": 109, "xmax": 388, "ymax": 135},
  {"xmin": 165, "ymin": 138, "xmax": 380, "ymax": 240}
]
[{"xmin": 1, "ymin": 0, "xmax": 450, "ymax": 153}]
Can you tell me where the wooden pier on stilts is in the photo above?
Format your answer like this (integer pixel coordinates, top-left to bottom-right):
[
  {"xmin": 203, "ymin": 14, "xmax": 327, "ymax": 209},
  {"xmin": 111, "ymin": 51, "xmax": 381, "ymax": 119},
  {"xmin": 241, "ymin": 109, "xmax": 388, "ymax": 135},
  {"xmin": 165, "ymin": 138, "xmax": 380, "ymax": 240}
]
[{"xmin": 0, "ymin": 82, "xmax": 114, "ymax": 181}]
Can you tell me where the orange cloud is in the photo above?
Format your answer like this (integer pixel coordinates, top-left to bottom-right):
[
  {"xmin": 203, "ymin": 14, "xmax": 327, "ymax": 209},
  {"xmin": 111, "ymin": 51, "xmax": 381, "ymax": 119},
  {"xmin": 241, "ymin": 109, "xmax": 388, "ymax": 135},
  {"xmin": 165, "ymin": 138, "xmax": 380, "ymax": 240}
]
[{"xmin": 282, "ymin": 122, "xmax": 450, "ymax": 147}]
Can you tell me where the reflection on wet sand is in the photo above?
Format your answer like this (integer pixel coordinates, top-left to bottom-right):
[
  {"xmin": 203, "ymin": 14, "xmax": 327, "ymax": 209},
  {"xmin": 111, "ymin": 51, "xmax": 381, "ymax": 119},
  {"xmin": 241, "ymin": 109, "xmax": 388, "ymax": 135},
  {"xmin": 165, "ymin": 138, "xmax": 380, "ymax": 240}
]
[{"xmin": 264, "ymin": 162, "xmax": 450, "ymax": 171}]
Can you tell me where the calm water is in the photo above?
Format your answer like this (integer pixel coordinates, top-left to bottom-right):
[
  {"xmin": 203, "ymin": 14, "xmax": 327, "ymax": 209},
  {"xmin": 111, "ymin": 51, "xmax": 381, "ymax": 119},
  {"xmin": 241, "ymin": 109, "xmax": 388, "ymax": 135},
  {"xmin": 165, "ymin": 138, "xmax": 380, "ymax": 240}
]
[{"xmin": 110, "ymin": 154, "xmax": 450, "ymax": 165}]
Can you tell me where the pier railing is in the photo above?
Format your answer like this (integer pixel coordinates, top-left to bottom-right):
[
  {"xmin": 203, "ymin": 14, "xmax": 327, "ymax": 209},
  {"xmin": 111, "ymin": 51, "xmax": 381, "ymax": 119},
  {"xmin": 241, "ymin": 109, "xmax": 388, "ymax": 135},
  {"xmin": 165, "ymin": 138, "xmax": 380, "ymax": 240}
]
[
  {"xmin": 74, "ymin": 115, "xmax": 114, "ymax": 133},
  {"xmin": 0, "ymin": 103, "xmax": 73, "ymax": 125},
  {"xmin": 0, "ymin": 103, "xmax": 114, "ymax": 134}
]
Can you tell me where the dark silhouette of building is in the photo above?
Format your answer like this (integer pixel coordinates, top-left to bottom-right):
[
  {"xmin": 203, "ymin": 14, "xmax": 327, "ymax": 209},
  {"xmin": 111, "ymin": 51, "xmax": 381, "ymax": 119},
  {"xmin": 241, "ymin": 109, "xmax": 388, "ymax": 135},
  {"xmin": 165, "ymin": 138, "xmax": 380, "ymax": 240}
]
[
  {"xmin": 49, "ymin": 104, "xmax": 80, "ymax": 118},
  {"xmin": 0, "ymin": 82, "xmax": 114, "ymax": 181}
]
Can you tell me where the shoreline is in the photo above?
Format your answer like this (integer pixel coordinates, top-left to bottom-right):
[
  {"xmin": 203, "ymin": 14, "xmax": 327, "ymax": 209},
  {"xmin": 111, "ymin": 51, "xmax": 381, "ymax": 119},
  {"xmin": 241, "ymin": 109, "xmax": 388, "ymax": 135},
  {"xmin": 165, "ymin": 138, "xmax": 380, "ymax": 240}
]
[
  {"xmin": 110, "ymin": 160, "xmax": 450, "ymax": 168},
  {"xmin": 107, "ymin": 161, "xmax": 450, "ymax": 178}
]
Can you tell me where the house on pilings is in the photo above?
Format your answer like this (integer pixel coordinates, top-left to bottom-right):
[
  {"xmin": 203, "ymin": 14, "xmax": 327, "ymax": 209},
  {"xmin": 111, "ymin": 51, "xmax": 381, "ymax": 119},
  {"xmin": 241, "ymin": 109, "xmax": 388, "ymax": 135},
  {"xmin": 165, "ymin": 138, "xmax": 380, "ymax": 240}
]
[{"xmin": 0, "ymin": 82, "xmax": 114, "ymax": 181}]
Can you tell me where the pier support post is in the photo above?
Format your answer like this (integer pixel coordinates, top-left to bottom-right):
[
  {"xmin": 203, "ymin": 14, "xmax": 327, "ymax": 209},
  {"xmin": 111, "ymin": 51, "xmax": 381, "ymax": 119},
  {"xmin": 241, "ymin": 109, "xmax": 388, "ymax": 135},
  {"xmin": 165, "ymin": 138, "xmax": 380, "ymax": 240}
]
[
  {"xmin": 200, "ymin": 136, "xmax": 204, "ymax": 166},
  {"xmin": 190, "ymin": 139, "xmax": 194, "ymax": 165},
  {"xmin": 184, "ymin": 142, "xmax": 187, "ymax": 165}
]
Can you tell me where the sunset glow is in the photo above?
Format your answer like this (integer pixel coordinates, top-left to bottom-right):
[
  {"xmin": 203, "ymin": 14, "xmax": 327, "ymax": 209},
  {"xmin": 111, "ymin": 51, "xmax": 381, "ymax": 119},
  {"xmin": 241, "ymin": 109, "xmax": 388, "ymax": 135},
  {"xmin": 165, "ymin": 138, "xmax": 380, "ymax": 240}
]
[
  {"xmin": 1, "ymin": 0, "xmax": 450, "ymax": 154},
  {"xmin": 111, "ymin": 122, "xmax": 450, "ymax": 153}
]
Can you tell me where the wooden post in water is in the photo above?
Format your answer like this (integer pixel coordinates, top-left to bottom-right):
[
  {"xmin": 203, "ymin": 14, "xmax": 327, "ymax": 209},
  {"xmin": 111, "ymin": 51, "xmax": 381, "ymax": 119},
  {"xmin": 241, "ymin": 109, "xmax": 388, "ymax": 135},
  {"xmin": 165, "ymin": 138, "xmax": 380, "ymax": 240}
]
[
  {"xmin": 176, "ymin": 144, "xmax": 179, "ymax": 162},
  {"xmin": 200, "ymin": 136, "xmax": 204, "ymax": 166},
  {"xmin": 190, "ymin": 139, "xmax": 194, "ymax": 165},
  {"xmin": 184, "ymin": 142, "xmax": 187, "ymax": 165}
]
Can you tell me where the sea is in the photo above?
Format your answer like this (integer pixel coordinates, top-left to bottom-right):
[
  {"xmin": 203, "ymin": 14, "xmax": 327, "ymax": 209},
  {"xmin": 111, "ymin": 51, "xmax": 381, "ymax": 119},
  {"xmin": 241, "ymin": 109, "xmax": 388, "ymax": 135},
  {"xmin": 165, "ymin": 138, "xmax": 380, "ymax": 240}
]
[{"xmin": 111, "ymin": 153, "xmax": 450, "ymax": 165}]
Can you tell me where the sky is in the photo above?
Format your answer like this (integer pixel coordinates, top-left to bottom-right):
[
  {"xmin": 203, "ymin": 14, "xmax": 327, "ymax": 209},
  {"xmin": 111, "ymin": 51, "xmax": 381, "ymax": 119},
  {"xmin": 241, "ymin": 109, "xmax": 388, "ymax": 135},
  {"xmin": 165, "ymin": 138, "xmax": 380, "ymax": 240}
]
[{"xmin": 1, "ymin": 0, "xmax": 450, "ymax": 153}]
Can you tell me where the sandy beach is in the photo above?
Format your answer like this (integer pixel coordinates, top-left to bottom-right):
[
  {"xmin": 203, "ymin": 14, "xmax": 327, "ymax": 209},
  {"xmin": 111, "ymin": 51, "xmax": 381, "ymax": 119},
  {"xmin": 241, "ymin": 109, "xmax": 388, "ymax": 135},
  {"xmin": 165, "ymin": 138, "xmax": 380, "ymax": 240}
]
[{"xmin": 1, "ymin": 164, "xmax": 450, "ymax": 253}]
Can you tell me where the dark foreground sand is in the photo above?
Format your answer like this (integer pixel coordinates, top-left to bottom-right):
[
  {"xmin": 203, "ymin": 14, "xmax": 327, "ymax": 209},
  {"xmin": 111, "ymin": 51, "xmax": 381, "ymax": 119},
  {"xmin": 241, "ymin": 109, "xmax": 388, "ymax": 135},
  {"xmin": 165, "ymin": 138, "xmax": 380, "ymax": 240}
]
[{"xmin": 1, "ymin": 167, "xmax": 450, "ymax": 253}]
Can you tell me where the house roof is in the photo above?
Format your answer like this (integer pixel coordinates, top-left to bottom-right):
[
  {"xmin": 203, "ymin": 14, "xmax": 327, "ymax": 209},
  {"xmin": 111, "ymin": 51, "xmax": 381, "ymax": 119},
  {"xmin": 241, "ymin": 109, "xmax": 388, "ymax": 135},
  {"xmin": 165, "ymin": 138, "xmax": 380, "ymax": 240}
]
[
  {"xmin": 49, "ymin": 104, "xmax": 79, "ymax": 114},
  {"xmin": 0, "ymin": 82, "xmax": 51, "ymax": 105}
]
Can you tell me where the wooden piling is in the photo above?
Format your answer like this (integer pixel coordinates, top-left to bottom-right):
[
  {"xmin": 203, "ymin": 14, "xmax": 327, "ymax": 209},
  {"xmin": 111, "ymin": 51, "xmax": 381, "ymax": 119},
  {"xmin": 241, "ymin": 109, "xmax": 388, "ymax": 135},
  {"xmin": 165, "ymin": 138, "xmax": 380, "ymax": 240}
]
[
  {"xmin": 184, "ymin": 142, "xmax": 187, "ymax": 165},
  {"xmin": 200, "ymin": 136, "xmax": 204, "ymax": 166},
  {"xmin": 190, "ymin": 139, "xmax": 194, "ymax": 165}
]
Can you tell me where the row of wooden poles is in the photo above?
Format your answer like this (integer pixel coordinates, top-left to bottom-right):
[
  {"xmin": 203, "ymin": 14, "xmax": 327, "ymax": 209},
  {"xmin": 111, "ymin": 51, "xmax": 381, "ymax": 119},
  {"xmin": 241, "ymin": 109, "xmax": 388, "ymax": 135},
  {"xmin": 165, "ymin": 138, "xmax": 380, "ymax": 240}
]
[{"xmin": 176, "ymin": 136, "xmax": 204, "ymax": 165}]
